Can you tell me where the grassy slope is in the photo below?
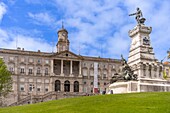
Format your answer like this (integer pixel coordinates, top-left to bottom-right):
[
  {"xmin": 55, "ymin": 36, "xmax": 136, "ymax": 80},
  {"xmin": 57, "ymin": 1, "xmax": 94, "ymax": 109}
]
[{"xmin": 0, "ymin": 92, "xmax": 170, "ymax": 113}]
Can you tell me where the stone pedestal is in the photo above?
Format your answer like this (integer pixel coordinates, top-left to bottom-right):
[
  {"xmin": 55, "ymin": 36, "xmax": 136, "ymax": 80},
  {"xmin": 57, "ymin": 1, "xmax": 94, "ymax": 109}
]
[{"xmin": 107, "ymin": 80, "xmax": 170, "ymax": 94}]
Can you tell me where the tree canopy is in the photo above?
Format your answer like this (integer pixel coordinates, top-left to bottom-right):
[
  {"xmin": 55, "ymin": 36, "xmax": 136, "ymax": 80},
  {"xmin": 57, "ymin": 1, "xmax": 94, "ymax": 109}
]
[{"xmin": 0, "ymin": 58, "xmax": 12, "ymax": 97}]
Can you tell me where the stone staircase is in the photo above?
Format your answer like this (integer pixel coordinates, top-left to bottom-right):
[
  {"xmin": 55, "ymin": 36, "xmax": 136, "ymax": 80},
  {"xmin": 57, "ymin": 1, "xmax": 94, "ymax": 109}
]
[
  {"xmin": 8, "ymin": 91, "xmax": 86, "ymax": 106},
  {"xmin": 9, "ymin": 91, "xmax": 57, "ymax": 106}
]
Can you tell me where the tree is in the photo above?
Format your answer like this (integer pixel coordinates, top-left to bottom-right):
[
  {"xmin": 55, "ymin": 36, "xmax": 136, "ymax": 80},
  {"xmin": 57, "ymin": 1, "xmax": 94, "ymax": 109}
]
[{"xmin": 0, "ymin": 58, "xmax": 12, "ymax": 106}]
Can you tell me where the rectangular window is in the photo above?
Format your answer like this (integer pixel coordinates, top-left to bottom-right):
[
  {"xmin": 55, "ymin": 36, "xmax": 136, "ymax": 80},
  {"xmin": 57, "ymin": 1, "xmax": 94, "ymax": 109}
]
[
  {"xmin": 29, "ymin": 69, "xmax": 33, "ymax": 74},
  {"xmin": 20, "ymin": 68, "xmax": 25, "ymax": 73},
  {"xmin": 45, "ymin": 88, "xmax": 48, "ymax": 92},
  {"xmin": 37, "ymin": 59, "xmax": 41, "ymax": 63},
  {"xmin": 29, "ymin": 84, "xmax": 34, "ymax": 91},
  {"xmin": 45, "ymin": 68, "xmax": 48, "ymax": 75},
  {"xmin": 20, "ymin": 87, "xmax": 24, "ymax": 91},
  {"xmin": 20, "ymin": 85, "xmax": 24, "ymax": 91},
  {"xmin": 9, "ymin": 67, "xmax": 14, "ymax": 72},
  {"xmin": 37, "ymin": 88, "xmax": 41, "ymax": 92},
  {"xmin": 9, "ymin": 57, "xmax": 14, "ymax": 61}
]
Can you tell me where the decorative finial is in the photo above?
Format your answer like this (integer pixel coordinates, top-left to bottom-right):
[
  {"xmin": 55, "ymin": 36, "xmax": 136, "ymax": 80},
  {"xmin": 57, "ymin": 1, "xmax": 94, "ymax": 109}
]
[
  {"xmin": 62, "ymin": 21, "xmax": 64, "ymax": 29},
  {"xmin": 129, "ymin": 7, "xmax": 146, "ymax": 25}
]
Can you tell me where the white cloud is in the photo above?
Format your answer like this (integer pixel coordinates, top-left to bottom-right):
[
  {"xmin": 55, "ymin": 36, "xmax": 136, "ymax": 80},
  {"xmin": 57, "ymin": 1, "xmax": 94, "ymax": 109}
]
[
  {"xmin": 0, "ymin": 2, "xmax": 7, "ymax": 23},
  {"xmin": 1, "ymin": 0, "xmax": 170, "ymax": 61},
  {"xmin": 53, "ymin": 0, "xmax": 170, "ymax": 60},
  {"xmin": 28, "ymin": 12, "xmax": 55, "ymax": 26},
  {"xmin": 54, "ymin": 0, "xmax": 130, "ymax": 58},
  {"xmin": 0, "ymin": 28, "xmax": 53, "ymax": 52}
]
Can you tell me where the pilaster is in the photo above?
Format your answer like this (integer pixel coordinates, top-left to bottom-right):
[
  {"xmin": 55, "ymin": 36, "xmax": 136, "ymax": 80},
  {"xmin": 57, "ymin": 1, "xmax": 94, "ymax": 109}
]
[
  {"xmin": 61, "ymin": 59, "xmax": 64, "ymax": 76},
  {"xmin": 50, "ymin": 59, "xmax": 54, "ymax": 76},
  {"xmin": 70, "ymin": 60, "xmax": 72, "ymax": 76},
  {"xmin": 79, "ymin": 61, "xmax": 82, "ymax": 77}
]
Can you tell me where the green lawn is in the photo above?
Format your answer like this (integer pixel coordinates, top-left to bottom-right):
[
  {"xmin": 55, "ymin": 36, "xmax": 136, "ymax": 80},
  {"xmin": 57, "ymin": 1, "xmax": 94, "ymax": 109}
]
[{"xmin": 0, "ymin": 92, "xmax": 170, "ymax": 113}]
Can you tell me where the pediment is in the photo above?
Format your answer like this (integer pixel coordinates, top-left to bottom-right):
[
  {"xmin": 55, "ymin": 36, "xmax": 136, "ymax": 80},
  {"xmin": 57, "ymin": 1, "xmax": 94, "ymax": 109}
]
[{"xmin": 52, "ymin": 51, "xmax": 83, "ymax": 59}]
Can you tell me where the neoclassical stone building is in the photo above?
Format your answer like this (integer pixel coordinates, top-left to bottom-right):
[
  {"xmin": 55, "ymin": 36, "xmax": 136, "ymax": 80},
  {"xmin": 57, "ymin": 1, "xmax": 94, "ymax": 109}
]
[{"xmin": 0, "ymin": 26, "xmax": 122, "ymax": 105}]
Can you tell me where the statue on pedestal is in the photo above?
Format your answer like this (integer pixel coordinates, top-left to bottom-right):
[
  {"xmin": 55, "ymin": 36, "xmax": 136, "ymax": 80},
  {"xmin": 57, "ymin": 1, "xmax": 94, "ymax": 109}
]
[
  {"xmin": 129, "ymin": 7, "xmax": 146, "ymax": 25},
  {"xmin": 110, "ymin": 55, "xmax": 137, "ymax": 83}
]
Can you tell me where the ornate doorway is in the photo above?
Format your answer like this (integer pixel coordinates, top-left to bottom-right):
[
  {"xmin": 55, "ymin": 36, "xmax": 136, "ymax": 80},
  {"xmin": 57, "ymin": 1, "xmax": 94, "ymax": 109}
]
[
  {"xmin": 64, "ymin": 80, "xmax": 70, "ymax": 92},
  {"xmin": 74, "ymin": 81, "xmax": 79, "ymax": 92},
  {"xmin": 55, "ymin": 80, "xmax": 61, "ymax": 91}
]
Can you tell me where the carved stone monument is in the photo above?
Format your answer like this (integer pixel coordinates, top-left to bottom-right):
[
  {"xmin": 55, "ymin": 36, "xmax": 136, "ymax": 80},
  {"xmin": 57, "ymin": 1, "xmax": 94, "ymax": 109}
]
[
  {"xmin": 107, "ymin": 8, "xmax": 170, "ymax": 94},
  {"xmin": 110, "ymin": 55, "xmax": 137, "ymax": 83}
]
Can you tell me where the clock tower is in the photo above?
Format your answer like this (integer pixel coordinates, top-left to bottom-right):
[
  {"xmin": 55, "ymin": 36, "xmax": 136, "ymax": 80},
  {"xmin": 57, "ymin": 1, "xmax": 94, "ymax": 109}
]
[{"xmin": 56, "ymin": 25, "xmax": 70, "ymax": 53}]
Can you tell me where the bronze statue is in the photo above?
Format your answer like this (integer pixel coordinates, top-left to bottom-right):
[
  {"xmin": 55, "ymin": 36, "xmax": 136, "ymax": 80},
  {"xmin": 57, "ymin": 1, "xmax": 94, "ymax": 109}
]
[
  {"xmin": 129, "ymin": 7, "xmax": 145, "ymax": 25},
  {"xmin": 110, "ymin": 55, "xmax": 137, "ymax": 83}
]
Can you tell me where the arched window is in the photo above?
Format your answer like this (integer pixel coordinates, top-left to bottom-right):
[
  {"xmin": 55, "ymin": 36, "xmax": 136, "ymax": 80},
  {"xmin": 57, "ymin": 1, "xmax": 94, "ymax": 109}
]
[
  {"xmin": 64, "ymin": 80, "xmax": 70, "ymax": 92},
  {"xmin": 74, "ymin": 81, "xmax": 79, "ymax": 92},
  {"xmin": 45, "ymin": 68, "xmax": 48, "ymax": 75},
  {"xmin": 55, "ymin": 80, "xmax": 61, "ymax": 91}
]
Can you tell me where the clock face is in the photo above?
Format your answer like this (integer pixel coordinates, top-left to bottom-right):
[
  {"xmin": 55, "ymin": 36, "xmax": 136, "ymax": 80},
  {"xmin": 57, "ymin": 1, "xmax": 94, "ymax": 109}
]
[
  {"xmin": 62, "ymin": 33, "xmax": 66, "ymax": 36},
  {"xmin": 143, "ymin": 37, "xmax": 150, "ymax": 45}
]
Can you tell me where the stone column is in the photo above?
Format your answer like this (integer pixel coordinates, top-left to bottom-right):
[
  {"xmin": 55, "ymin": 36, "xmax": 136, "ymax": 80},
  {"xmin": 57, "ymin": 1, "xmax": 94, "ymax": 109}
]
[
  {"xmin": 49, "ymin": 77, "xmax": 53, "ymax": 92},
  {"xmin": 61, "ymin": 59, "xmax": 63, "ymax": 76},
  {"xmin": 128, "ymin": 81, "xmax": 132, "ymax": 93},
  {"xmin": 79, "ymin": 61, "xmax": 82, "ymax": 77},
  {"xmin": 42, "ymin": 61, "xmax": 44, "ymax": 76},
  {"xmin": 50, "ymin": 59, "xmax": 54, "ymax": 76},
  {"xmin": 151, "ymin": 64, "xmax": 155, "ymax": 78},
  {"xmin": 70, "ymin": 60, "xmax": 73, "ymax": 76},
  {"xmin": 14, "ymin": 56, "xmax": 18, "ymax": 75},
  {"xmin": 146, "ymin": 65, "xmax": 149, "ymax": 78},
  {"xmin": 79, "ymin": 84, "xmax": 83, "ymax": 93},
  {"xmin": 61, "ymin": 83, "xmax": 64, "ymax": 92},
  {"xmin": 25, "ymin": 63, "xmax": 28, "ymax": 76},
  {"xmin": 70, "ymin": 83, "xmax": 73, "ymax": 92},
  {"xmin": 137, "ymin": 80, "xmax": 141, "ymax": 92}
]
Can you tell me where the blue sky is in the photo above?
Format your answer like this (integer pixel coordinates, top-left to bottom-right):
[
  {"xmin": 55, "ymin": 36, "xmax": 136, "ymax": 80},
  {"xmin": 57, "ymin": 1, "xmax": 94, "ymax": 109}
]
[{"xmin": 0, "ymin": 0, "xmax": 170, "ymax": 61}]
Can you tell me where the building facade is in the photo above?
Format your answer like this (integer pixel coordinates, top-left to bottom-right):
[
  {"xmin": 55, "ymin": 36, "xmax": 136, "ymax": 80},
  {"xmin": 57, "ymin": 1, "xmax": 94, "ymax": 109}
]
[{"xmin": 0, "ymin": 26, "xmax": 122, "ymax": 105}]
